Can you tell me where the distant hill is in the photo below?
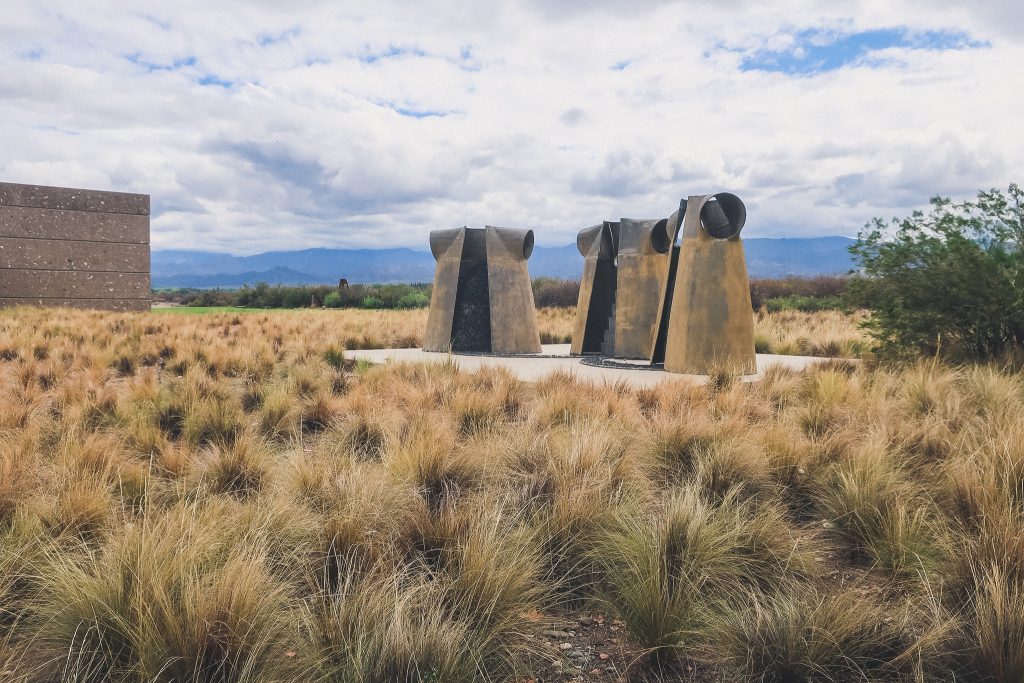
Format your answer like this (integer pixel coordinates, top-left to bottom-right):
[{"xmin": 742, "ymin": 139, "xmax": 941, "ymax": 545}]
[
  {"xmin": 152, "ymin": 237, "xmax": 857, "ymax": 288},
  {"xmin": 152, "ymin": 248, "xmax": 437, "ymax": 285},
  {"xmin": 744, "ymin": 236, "xmax": 857, "ymax": 277}
]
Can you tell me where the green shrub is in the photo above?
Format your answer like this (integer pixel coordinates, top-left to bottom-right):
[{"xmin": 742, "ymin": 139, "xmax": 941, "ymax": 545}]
[
  {"xmin": 532, "ymin": 277, "xmax": 580, "ymax": 308},
  {"xmin": 765, "ymin": 295, "xmax": 845, "ymax": 312},
  {"xmin": 359, "ymin": 296, "xmax": 385, "ymax": 309},
  {"xmin": 396, "ymin": 292, "xmax": 430, "ymax": 309},
  {"xmin": 750, "ymin": 276, "xmax": 848, "ymax": 310},
  {"xmin": 847, "ymin": 184, "xmax": 1024, "ymax": 359},
  {"xmin": 281, "ymin": 288, "xmax": 311, "ymax": 308},
  {"xmin": 322, "ymin": 343, "xmax": 348, "ymax": 369}
]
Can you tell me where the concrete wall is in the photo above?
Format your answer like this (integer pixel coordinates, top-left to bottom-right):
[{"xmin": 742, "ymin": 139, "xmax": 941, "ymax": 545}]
[{"xmin": 0, "ymin": 182, "xmax": 150, "ymax": 311}]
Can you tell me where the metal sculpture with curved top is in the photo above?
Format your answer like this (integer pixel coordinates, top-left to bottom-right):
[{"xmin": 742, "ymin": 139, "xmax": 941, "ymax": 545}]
[
  {"xmin": 571, "ymin": 221, "xmax": 618, "ymax": 355},
  {"xmin": 610, "ymin": 217, "xmax": 673, "ymax": 359},
  {"xmin": 654, "ymin": 193, "xmax": 755, "ymax": 374},
  {"xmin": 423, "ymin": 226, "xmax": 542, "ymax": 354},
  {"xmin": 570, "ymin": 191, "xmax": 756, "ymax": 374}
]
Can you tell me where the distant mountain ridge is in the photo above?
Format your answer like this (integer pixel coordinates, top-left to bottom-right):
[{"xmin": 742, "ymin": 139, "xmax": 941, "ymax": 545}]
[{"xmin": 152, "ymin": 237, "xmax": 857, "ymax": 288}]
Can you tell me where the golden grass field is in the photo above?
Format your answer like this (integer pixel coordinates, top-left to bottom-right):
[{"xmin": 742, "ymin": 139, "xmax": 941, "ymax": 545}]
[
  {"xmin": 1, "ymin": 306, "xmax": 1022, "ymax": 682},
  {"xmin": 151, "ymin": 305, "xmax": 871, "ymax": 358}
]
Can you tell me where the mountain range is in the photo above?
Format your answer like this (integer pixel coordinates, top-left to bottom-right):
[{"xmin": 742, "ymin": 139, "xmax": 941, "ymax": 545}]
[{"xmin": 152, "ymin": 236, "xmax": 857, "ymax": 288}]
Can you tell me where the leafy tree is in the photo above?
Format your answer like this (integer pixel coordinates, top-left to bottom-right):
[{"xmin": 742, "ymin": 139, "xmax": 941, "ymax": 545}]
[{"xmin": 847, "ymin": 184, "xmax": 1024, "ymax": 359}]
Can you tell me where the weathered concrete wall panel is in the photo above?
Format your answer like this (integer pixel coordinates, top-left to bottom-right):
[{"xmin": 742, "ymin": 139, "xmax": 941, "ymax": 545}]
[
  {"xmin": 0, "ymin": 183, "xmax": 149, "ymax": 215},
  {"xmin": 0, "ymin": 297, "xmax": 150, "ymax": 311},
  {"xmin": 0, "ymin": 238, "xmax": 149, "ymax": 272},
  {"xmin": 0, "ymin": 182, "xmax": 150, "ymax": 311},
  {"xmin": 0, "ymin": 206, "xmax": 150, "ymax": 243},
  {"xmin": 0, "ymin": 270, "xmax": 150, "ymax": 299}
]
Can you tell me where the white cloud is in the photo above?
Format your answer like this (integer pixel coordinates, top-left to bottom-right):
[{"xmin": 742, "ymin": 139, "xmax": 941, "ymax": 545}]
[{"xmin": 1, "ymin": 0, "xmax": 1022, "ymax": 253}]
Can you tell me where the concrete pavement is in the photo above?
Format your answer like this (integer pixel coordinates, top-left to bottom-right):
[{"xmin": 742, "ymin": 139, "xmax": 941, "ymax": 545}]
[{"xmin": 346, "ymin": 344, "xmax": 841, "ymax": 388}]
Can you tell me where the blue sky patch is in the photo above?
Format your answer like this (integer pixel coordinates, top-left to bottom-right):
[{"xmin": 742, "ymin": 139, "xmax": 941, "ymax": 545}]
[
  {"xmin": 138, "ymin": 14, "xmax": 171, "ymax": 31},
  {"xmin": 360, "ymin": 46, "xmax": 427, "ymax": 64},
  {"xmin": 739, "ymin": 27, "xmax": 988, "ymax": 75},
  {"xmin": 126, "ymin": 53, "xmax": 196, "ymax": 72},
  {"xmin": 388, "ymin": 105, "xmax": 449, "ymax": 118},
  {"xmin": 198, "ymin": 74, "xmax": 233, "ymax": 88},
  {"xmin": 458, "ymin": 45, "xmax": 482, "ymax": 72},
  {"xmin": 610, "ymin": 60, "xmax": 630, "ymax": 71},
  {"xmin": 35, "ymin": 124, "xmax": 78, "ymax": 136},
  {"xmin": 258, "ymin": 28, "xmax": 300, "ymax": 47}
]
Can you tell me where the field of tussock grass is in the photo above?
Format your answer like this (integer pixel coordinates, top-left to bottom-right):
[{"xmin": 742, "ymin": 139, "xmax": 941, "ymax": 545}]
[
  {"xmin": 1, "ymin": 306, "xmax": 1022, "ymax": 681},
  {"xmin": 156, "ymin": 305, "xmax": 868, "ymax": 358}
]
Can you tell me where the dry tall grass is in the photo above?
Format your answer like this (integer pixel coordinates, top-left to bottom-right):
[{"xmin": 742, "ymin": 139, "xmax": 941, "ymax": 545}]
[
  {"xmin": 540, "ymin": 307, "xmax": 869, "ymax": 355},
  {"xmin": 0, "ymin": 305, "xmax": 1018, "ymax": 682},
  {"xmin": 147, "ymin": 305, "xmax": 868, "ymax": 357}
]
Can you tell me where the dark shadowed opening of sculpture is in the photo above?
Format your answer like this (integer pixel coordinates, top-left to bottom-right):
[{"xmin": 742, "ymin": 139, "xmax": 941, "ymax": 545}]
[
  {"xmin": 450, "ymin": 228, "xmax": 491, "ymax": 352},
  {"xmin": 650, "ymin": 218, "xmax": 671, "ymax": 254},
  {"xmin": 699, "ymin": 192, "xmax": 746, "ymax": 239},
  {"xmin": 653, "ymin": 206, "xmax": 685, "ymax": 363},
  {"xmin": 580, "ymin": 258, "xmax": 616, "ymax": 353},
  {"xmin": 573, "ymin": 221, "xmax": 620, "ymax": 355},
  {"xmin": 652, "ymin": 242, "xmax": 679, "ymax": 364}
]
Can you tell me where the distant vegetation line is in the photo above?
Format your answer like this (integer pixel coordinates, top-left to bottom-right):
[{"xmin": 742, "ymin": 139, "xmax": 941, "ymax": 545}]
[
  {"xmin": 150, "ymin": 236, "xmax": 859, "ymax": 287},
  {"xmin": 152, "ymin": 275, "xmax": 850, "ymax": 313}
]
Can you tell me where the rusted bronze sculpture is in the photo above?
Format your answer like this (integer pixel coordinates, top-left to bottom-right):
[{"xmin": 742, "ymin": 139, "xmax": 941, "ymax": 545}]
[
  {"xmin": 654, "ymin": 193, "xmax": 755, "ymax": 374},
  {"xmin": 570, "ymin": 216, "xmax": 674, "ymax": 360},
  {"xmin": 423, "ymin": 226, "xmax": 542, "ymax": 354},
  {"xmin": 570, "ymin": 221, "xmax": 618, "ymax": 355},
  {"xmin": 571, "ymin": 192, "xmax": 756, "ymax": 375},
  {"xmin": 613, "ymin": 217, "xmax": 673, "ymax": 359}
]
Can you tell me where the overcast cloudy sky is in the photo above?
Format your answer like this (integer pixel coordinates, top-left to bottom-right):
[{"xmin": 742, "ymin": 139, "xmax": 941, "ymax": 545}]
[{"xmin": 1, "ymin": 1, "xmax": 1021, "ymax": 253}]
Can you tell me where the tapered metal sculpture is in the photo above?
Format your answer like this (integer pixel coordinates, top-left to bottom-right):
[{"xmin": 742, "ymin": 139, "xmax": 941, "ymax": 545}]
[
  {"xmin": 613, "ymin": 218, "xmax": 673, "ymax": 359},
  {"xmin": 423, "ymin": 226, "xmax": 542, "ymax": 354},
  {"xmin": 571, "ymin": 221, "xmax": 618, "ymax": 355},
  {"xmin": 654, "ymin": 193, "xmax": 755, "ymax": 374},
  {"xmin": 570, "ymin": 216, "xmax": 673, "ymax": 359}
]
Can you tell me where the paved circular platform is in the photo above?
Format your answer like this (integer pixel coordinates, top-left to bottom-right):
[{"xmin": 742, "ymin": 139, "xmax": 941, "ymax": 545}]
[{"xmin": 346, "ymin": 344, "xmax": 841, "ymax": 388}]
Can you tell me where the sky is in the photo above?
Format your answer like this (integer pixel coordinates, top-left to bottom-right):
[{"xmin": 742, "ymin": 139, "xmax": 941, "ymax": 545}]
[{"xmin": 1, "ymin": 1, "xmax": 1022, "ymax": 254}]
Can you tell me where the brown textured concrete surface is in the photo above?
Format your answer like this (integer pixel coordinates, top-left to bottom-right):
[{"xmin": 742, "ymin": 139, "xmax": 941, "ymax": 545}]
[
  {"xmin": 0, "ymin": 206, "xmax": 150, "ymax": 243},
  {"xmin": 0, "ymin": 183, "xmax": 149, "ymax": 215},
  {"xmin": 0, "ymin": 270, "xmax": 150, "ymax": 299},
  {"xmin": 0, "ymin": 237, "xmax": 149, "ymax": 272},
  {"xmin": 0, "ymin": 182, "xmax": 151, "ymax": 311},
  {"xmin": 0, "ymin": 297, "xmax": 150, "ymax": 311}
]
